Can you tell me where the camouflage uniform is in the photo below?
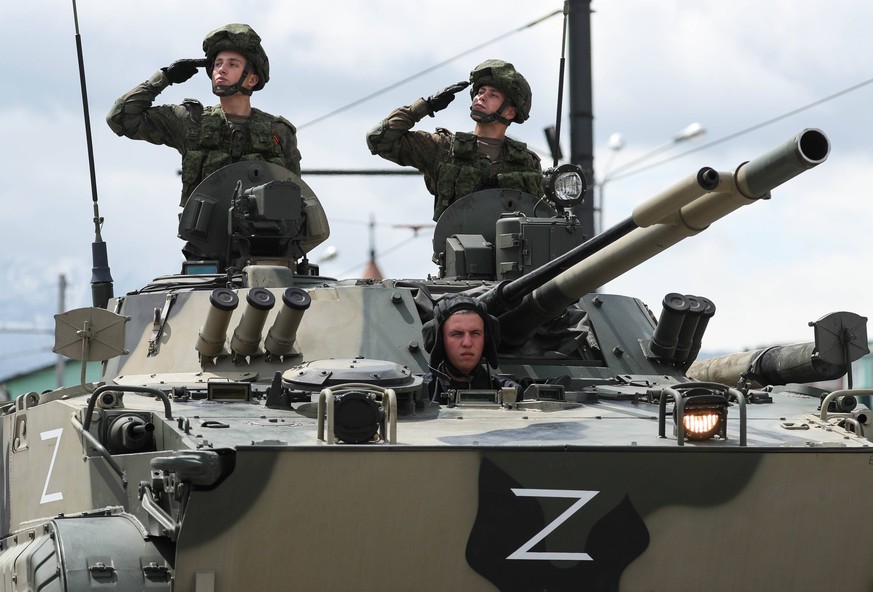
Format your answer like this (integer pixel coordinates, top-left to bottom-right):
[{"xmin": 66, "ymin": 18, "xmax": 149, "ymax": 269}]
[
  {"xmin": 106, "ymin": 71, "xmax": 301, "ymax": 206},
  {"xmin": 367, "ymin": 59, "xmax": 544, "ymax": 222},
  {"xmin": 367, "ymin": 98, "xmax": 542, "ymax": 221}
]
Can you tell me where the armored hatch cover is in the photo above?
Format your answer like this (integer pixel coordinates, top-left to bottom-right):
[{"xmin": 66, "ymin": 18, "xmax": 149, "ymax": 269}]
[
  {"xmin": 432, "ymin": 187, "xmax": 558, "ymax": 256},
  {"xmin": 283, "ymin": 358, "xmax": 423, "ymax": 392},
  {"xmin": 178, "ymin": 161, "xmax": 329, "ymax": 262}
]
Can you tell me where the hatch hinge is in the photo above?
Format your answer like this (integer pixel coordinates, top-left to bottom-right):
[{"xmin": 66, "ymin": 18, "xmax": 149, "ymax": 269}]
[{"xmin": 148, "ymin": 293, "xmax": 177, "ymax": 356}]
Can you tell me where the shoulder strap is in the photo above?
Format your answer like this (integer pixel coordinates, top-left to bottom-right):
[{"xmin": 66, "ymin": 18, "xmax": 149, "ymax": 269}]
[{"xmin": 182, "ymin": 98, "xmax": 204, "ymax": 122}]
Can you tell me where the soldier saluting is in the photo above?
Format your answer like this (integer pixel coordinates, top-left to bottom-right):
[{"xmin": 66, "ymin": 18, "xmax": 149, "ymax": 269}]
[
  {"xmin": 106, "ymin": 24, "xmax": 301, "ymax": 207},
  {"xmin": 366, "ymin": 59, "xmax": 543, "ymax": 221}
]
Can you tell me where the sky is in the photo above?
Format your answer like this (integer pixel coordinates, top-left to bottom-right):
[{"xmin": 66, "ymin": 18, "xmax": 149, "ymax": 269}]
[{"xmin": 2, "ymin": 0, "xmax": 873, "ymax": 380}]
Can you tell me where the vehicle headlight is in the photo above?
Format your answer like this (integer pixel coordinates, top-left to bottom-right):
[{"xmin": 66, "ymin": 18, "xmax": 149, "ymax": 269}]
[
  {"xmin": 674, "ymin": 392, "xmax": 727, "ymax": 441},
  {"xmin": 543, "ymin": 164, "xmax": 587, "ymax": 209}
]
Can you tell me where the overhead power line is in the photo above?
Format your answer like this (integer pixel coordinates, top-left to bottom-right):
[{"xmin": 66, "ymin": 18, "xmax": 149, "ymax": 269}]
[
  {"xmin": 0, "ymin": 327, "xmax": 53, "ymax": 334},
  {"xmin": 608, "ymin": 75, "xmax": 873, "ymax": 182},
  {"xmin": 337, "ymin": 233, "xmax": 428, "ymax": 278},
  {"xmin": 298, "ymin": 9, "xmax": 562, "ymax": 130}
]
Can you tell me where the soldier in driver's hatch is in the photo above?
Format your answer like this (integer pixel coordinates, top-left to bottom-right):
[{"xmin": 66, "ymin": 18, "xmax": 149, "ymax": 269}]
[
  {"xmin": 421, "ymin": 295, "xmax": 519, "ymax": 404},
  {"xmin": 366, "ymin": 59, "xmax": 543, "ymax": 221},
  {"xmin": 106, "ymin": 24, "xmax": 301, "ymax": 207}
]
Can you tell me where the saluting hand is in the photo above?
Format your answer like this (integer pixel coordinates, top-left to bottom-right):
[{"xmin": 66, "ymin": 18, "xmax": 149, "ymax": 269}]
[
  {"xmin": 425, "ymin": 80, "xmax": 471, "ymax": 117},
  {"xmin": 162, "ymin": 59, "xmax": 208, "ymax": 85}
]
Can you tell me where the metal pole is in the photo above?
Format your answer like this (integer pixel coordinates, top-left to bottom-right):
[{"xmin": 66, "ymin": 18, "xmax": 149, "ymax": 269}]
[
  {"xmin": 55, "ymin": 274, "xmax": 67, "ymax": 388},
  {"xmin": 568, "ymin": 0, "xmax": 595, "ymax": 238}
]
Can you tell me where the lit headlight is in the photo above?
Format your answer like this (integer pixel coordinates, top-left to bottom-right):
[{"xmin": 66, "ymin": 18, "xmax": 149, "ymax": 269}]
[
  {"xmin": 543, "ymin": 163, "xmax": 587, "ymax": 209},
  {"xmin": 674, "ymin": 392, "xmax": 727, "ymax": 441},
  {"xmin": 657, "ymin": 382, "xmax": 746, "ymax": 446},
  {"xmin": 682, "ymin": 408, "xmax": 724, "ymax": 440}
]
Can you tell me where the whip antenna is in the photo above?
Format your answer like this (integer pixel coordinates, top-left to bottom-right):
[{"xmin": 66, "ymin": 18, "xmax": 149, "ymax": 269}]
[
  {"xmin": 550, "ymin": 1, "xmax": 570, "ymax": 168},
  {"xmin": 71, "ymin": 0, "xmax": 113, "ymax": 308}
]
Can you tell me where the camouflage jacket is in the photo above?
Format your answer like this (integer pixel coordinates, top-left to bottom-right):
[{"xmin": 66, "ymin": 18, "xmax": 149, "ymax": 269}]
[
  {"xmin": 366, "ymin": 98, "xmax": 543, "ymax": 221},
  {"xmin": 106, "ymin": 70, "xmax": 301, "ymax": 206}
]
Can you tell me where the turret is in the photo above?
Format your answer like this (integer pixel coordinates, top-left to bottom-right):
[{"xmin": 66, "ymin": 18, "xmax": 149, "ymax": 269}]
[
  {"xmin": 484, "ymin": 128, "xmax": 830, "ymax": 348},
  {"xmin": 177, "ymin": 161, "xmax": 330, "ymax": 274}
]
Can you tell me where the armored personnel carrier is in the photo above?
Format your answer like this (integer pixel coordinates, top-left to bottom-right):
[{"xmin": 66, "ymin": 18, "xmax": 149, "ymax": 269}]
[{"xmin": 2, "ymin": 127, "xmax": 871, "ymax": 591}]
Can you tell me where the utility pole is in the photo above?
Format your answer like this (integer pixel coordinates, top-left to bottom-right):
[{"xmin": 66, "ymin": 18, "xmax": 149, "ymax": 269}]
[
  {"xmin": 55, "ymin": 274, "xmax": 67, "ymax": 387},
  {"xmin": 568, "ymin": 0, "xmax": 595, "ymax": 238},
  {"xmin": 362, "ymin": 214, "xmax": 384, "ymax": 280}
]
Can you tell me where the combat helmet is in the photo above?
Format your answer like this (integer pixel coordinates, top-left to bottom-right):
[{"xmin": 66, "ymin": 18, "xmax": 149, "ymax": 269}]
[
  {"xmin": 469, "ymin": 59, "xmax": 532, "ymax": 124},
  {"xmin": 203, "ymin": 23, "xmax": 269, "ymax": 95}
]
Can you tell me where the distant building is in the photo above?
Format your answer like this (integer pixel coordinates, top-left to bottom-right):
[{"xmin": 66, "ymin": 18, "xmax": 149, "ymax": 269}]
[
  {"xmin": 0, "ymin": 360, "xmax": 101, "ymax": 401},
  {"xmin": 362, "ymin": 258, "xmax": 383, "ymax": 280},
  {"xmin": 362, "ymin": 213, "xmax": 384, "ymax": 280}
]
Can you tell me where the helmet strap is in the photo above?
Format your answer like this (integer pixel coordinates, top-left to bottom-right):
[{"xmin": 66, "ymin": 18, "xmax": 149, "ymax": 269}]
[
  {"xmin": 469, "ymin": 99, "xmax": 512, "ymax": 126},
  {"xmin": 211, "ymin": 62, "xmax": 254, "ymax": 97}
]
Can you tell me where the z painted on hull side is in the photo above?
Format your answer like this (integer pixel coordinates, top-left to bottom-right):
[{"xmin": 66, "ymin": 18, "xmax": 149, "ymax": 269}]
[{"xmin": 172, "ymin": 446, "xmax": 873, "ymax": 592}]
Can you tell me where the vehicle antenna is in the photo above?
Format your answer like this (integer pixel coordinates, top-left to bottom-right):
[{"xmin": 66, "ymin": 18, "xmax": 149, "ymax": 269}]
[
  {"xmin": 551, "ymin": 1, "xmax": 570, "ymax": 169},
  {"xmin": 71, "ymin": 0, "xmax": 114, "ymax": 308}
]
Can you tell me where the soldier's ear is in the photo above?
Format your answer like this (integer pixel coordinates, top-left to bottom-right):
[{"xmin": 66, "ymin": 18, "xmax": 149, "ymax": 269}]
[
  {"xmin": 247, "ymin": 73, "xmax": 259, "ymax": 89},
  {"xmin": 502, "ymin": 104, "xmax": 517, "ymax": 122}
]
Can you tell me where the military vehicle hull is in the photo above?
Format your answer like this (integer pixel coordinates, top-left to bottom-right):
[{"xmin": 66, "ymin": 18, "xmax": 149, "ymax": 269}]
[
  {"xmin": 4, "ymin": 385, "xmax": 873, "ymax": 592},
  {"xmin": 171, "ymin": 447, "xmax": 872, "ymax": 592},
  {"xmin": 4, "ymin": 129, "xmax": 869, "ymax": 591}
]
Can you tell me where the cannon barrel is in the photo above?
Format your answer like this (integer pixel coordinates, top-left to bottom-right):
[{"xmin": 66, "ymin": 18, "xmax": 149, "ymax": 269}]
[
  {"xmin": 495, "ymin": 129, "xmax": 830, "ymax": 347},
  {"xmin": 479, "ymin": 167, "xmax": 720, "ymax": 316},
  {"xmin": 686, "ymin": 342, "xmax": 847, "ymax": 387}
]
